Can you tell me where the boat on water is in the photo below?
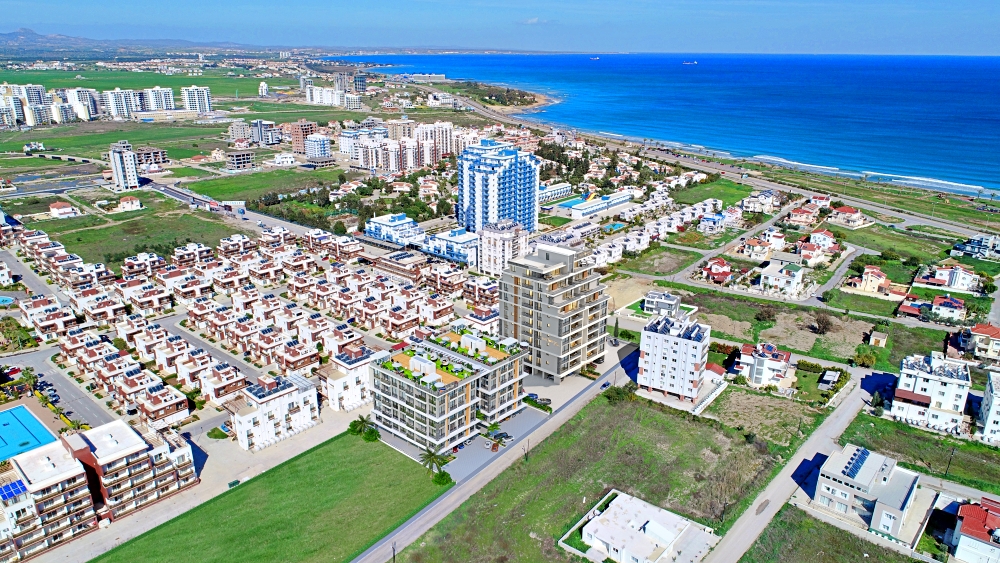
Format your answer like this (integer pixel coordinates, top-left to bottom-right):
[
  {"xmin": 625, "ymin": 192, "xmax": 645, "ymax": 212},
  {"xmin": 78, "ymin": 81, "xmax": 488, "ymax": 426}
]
[
  {"xmin": 590, "ymin": 57, "xmax": 600, "ymax": 60},
  {"xmin": 682, "ymin": 61, "xmax": 698, "ymax": 65}
]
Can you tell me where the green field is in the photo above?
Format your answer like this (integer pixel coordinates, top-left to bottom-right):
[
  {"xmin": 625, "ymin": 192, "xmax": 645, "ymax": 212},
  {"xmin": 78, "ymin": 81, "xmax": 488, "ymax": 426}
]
[
  {"xmin": 822, "ymin": 289, "xmax": 900, "ymax": 317},
  {"xmin": 841, "ymin": 413, "xmax": 1000, "ymax": 496},
  {"xmin": 616, "ymin": 244, "xmax": 702, "ymax": 276},
  {"xmin": 909, "ymin": 285, "xmax": 992, "ymax": 312},
  {"xmin": 0, "ymin": 69, "xmax": 299, "ymax": 99},
  {"xmin": 764, "ymin": 167, "xmax": 1000, "ymax": 233},
  {"xmin": 739, "ymin": 505, "xmax": 917, "ymax": 563},
  {"xmin": 0, "ymin": 124, "xmax": 221, "ymax": 159},
  {"xmin": 27, "ymin": 214, "xmax": 109, "ymax": 234},
  {"xmin": 402, "ymin": 397, "xmax": 800, "ymax": 562},
  {"xmin": 0, "ymin": 156, "xmax": 82, "ymax": 172},
  {"xmin": 53, "ymin": 211, "xmax": 248, "ymax": 265},
  {"xmin": 91, "ymin": 434, "xmax": 449, "ymax": 563},
  {"xmin": 954, "ymin": 255, "xmax": 1000, "ymax": 277},
  {"xmin": 538, "ymin": 215, "xmax": 572, "ymax": 227},
  {"xmin": 831, "ymin": 224, "xmax": 952, "ymax": 265},
  {"xmin": 671, "ymin": 178, "xmax": 753, "ymax": 207},
  {"xmin": 186, "ymin": 168, "xmax": 346, "ymax": 202},
  {"xmin": 853, "ymin": 322, "xmax": 947, "ymax": 374},
  {"xmin": 665, "ymin": 227, "xmax": 743, "ymax": 250},
  {"xmin": 0, "ymin": 194, "xmax": 76, "ymax": 215},
  {"xmin": 165, "ymin": 166, "xmax": 217, "ymax": 179}
]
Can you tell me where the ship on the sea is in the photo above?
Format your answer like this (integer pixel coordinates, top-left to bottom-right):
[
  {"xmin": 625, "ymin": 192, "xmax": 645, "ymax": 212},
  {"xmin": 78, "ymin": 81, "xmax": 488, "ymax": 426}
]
[
  {"xmin": 682, "ymin": 61, "xmax": 698, "ymax": 65},
  {"xmin": 590, "ymin": 57, "xmax": 600, "ymax": 60}
]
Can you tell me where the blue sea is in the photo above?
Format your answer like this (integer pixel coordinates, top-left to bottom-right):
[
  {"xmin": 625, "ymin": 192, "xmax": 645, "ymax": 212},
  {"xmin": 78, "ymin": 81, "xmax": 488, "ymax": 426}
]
[{"xmin": 341, "ymin": 54, "xmax": 1000, "ymax": 193}]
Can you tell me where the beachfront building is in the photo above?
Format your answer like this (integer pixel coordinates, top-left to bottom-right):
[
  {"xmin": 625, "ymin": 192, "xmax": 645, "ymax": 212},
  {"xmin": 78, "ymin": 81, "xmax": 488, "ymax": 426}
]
[
  {"xmin": 224, "ymin": 374, "xmax": 319, "ymax": 451},
  {"xmin": 537, "ymin": 182, "xmax": 573, "ymax": 204},
  {"xmin": 478, "ymin": 220, "xmax": 529, "ymax": 278},
  {"xmin": 371, "ymin": 331, "xmax": 526, "ymax": 451},
  {"xmin": 638, "ymin": 314, "xmax": 710, "ymax": 403},
  {"xmin": 364, "ymin": 213, "xmax": 426, "ymax": 247},
  {"xmin": 733, "ymin": 343, "xmax": 791, "ymax": 387},
  {"xmin": 499, "ymin": 243, "xmax": 609, "ymax": 383},
  {"xmin": 456, "ymin": 139, "xmax": 540, "ymax": 233},
  {"xmin": 422, "ymin": 228, "xmax": 479, "ymax": 266},
  {"xmin": 814, "ymin": 444, "xmax": 920, "ymax": 539},
  {"xmin": 563, "ymin": 192, "xmax": 634, "ymax": 220},
  {"xmin": 891, "ymin": 352, "xmax": 970, "ymax": 432}
]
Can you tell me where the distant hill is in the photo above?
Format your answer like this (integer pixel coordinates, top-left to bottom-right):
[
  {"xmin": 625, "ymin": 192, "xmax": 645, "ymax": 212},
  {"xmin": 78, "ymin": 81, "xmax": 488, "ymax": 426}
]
[{"xmin": 0, "ymin": 28, "xmax": 263, "ymax": 60}]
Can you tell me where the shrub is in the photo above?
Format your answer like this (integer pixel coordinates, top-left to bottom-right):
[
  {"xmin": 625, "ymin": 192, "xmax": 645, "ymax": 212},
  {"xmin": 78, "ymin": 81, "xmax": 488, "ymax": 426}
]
[
  {"xmin": 348, "ymin": 420, "xmax": 363, "ymax": 435},
  {"xmin": 814, "ymin": 312, "xmax": 833, "ymax": 335},
  {"xmin": 710, "ymin": 342, "xmax": 737, "ymax": 355},
  {"xmin": 755, "ymin": 306, "xmax": 776, "ymax": 322},
  {"xmin": 880, "ymin": 249, "xmax": 900, "ymax": 262},
  {"xmin": 733, "ymin": 375, "xmax": 748, "ymax": 386},
  {"xmin": 871, "ymin": 390, "xmax": 884, "ymax": 408},
  {"xmin": 873, "ymin": 406, "xmax": 884, "ymax": 417},
  {"xmin": 854, "ymin": 351, "xmax": 877, "ymax": 367},
  {"xmin": 432, "ymin": 471, "xmax": 453, "ymax": 486},
  {"xmin": 362, "ymin": 427, "xmax": 381, "ymax": 442},
  {"xmin": 797, "ymin": 360, "xmax": 824, "ymax": 373}
]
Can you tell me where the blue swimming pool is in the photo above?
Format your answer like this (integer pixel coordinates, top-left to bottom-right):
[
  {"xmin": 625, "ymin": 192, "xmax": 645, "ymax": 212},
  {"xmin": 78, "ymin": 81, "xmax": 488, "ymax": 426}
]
[
  {"xmin": 0, "ymin": 406, "xmax": 56, "ymax": 461},
  {"xmin": 603, "ymin": 222, "xmax": 626, "ymax": 233},
  {"xmin": 558, "ymin": 198, "xmax": 586, "ymax": 208},
  {"xmin": 0, "ymin": 297, "xmax": 14, "ymax": 306}
]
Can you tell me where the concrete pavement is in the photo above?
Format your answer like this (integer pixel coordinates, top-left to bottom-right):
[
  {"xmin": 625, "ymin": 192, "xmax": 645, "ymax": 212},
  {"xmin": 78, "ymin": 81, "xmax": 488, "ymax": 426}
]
[{"xmin": 12, "ymin": 346, "xmax": 115, "ymax": 427}]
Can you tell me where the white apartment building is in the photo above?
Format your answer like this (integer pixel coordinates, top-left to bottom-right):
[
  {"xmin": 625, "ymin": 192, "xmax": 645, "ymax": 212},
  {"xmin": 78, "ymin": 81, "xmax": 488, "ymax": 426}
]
[
  {"xmin": 304, "ymin": 134, "xmax": 331, "ymax": 159},
  {"xmin": 49, "ymin": 103, "xmax": 77, "ymax": 124},
  {"xmin": 142, "ymin": 86, "xmax": 175, "ymax": 111},
  {"xmin": 258, "ymin": 82, "xmax": 269, "ymax": 97},
  {"xmin": 23, "ymin": 105, "xmax": 51, "ymax": 127},
  {"xmin": 981, "ymin": 372, "xmax": 1000, "ymax": 443},
  {"xmin": 101, "ymin": 88, "xmax": 142, "ymax": 118},
  {"xmin": 319, "ymin": 345, "xmax": 378, "ymax": 411},
  {"xmin": 892, "ymin": 351, "xmax": 970, "ymax": 432},
  {"xmin": 735, "ymin": 343, "xmax": 792, "ymax": 387},
  {"xmin": 108, "ymin": 147, "xmax": 140, "ymax": 192},
  {"xmin": 180, "ymin": 85, "xmax": 212, "ymax": 113},
  {"xmin": 225, "ymin": 374, "xmax": 319, "ymax": 451},
  {"xmin": 305, "ymin": 86, "xmax": 345, "ymax": 106},
  {"xmin": 364, "ymin": 213, "xmax": 426, "ymax": 246},
  {"xmin": 414, "ymin": 121, "xmax": 454, "ymax": 159},
  {"xmin": 478, "ymin": 220, "xmax": 528, "ymax": 278},
  {"xmin": 344, "ymin": 93, "xmax": 362, "ymax": 110},
  {"xmin": 638, "ymin": 314, "xmax": 711, "ymax": 403},
  {"xmin": 64, "ymin": 88, "xmax": 98, "ymax": 121}
]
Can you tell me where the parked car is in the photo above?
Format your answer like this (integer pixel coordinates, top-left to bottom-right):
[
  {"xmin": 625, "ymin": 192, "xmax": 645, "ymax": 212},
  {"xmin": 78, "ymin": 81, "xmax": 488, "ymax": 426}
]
[
  {"xmin": 495, "ymin": 432, "xmax": 512, "ymax": 440},
  {"xmin": 526, "ymin": 393, "xmax": 539, "ymax": 400},
  {"xmin": 601, "ymin": 381, "xmax": 611, "ymax": 390},
  {"xmin": 491, "ymin": 442, "xmax": 500, "ymax": 452},
  {"xmin": 535, "ymin": 398, "xmax": 552, "ymax": 406},
  {"xmin": 47, "ymin": 394, "xmax": 60, "ymax": 403}
]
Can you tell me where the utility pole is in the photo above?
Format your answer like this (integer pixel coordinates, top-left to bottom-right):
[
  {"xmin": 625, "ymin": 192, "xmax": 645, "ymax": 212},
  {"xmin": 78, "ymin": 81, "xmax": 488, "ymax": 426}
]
[
  {"xmin": 522, "ymin": 439, "xmax": 530, "ymax": 462},
  {"xmin": 392, "ymin": 542, "xmax": 396, "ymax": 563},
  {"xmin": 945, "ymin": 446, "xmax": 957, "ymax": 477}
]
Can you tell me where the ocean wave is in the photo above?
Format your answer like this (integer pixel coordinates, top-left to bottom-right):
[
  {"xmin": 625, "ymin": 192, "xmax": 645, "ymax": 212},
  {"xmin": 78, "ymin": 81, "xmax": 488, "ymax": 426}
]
[{"xmin": 861, "ymin": 172, "xmax": 986, "ymax": 191}]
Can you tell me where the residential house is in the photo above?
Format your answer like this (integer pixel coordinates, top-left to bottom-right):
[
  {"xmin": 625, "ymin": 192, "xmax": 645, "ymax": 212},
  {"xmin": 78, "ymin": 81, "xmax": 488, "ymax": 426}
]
[
  {"xmin": 224, "ymin": 374, "xmax": 319, "ymax": 451},
  {"xmin": 733, "ymin": 343, "xmax": 791, "ymax": 386},
  {"xmin": 891, "ymin": 352, "xmax": 970, "ymax": 432}
]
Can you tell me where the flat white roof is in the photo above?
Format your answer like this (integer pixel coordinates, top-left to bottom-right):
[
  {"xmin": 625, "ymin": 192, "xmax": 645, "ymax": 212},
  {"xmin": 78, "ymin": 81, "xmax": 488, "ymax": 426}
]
[
  {"xmin": 583, "ymin": 493, "xmax": 691, "ymax": 562},
  {"xmin": 80, "ymin": 419, "xmax": 148, "ymax": 465},
  {"xmin": 11, "ymin": 440, "xmax": 83, "ymax": 492}
]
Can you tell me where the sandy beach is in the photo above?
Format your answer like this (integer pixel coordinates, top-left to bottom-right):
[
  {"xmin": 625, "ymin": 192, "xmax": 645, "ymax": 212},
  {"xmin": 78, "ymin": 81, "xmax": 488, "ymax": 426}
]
[{"xmin": 485, "ymin": 91, "xmax": 555, "ymax": 114}]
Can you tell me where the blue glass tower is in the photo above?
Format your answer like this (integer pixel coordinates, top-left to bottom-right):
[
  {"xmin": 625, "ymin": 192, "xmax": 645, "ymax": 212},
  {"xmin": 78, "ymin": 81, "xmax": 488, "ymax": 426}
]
[{"xmin": 456, "ymin": 139, "xmax": 540, "ymax": 233}]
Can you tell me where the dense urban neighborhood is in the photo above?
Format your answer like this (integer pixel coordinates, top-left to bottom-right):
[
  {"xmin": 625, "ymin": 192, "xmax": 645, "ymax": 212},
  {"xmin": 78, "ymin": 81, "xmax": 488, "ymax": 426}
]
[{"xmin": 0, "ymin": 50, "xmax": 998, "ymax": 563}]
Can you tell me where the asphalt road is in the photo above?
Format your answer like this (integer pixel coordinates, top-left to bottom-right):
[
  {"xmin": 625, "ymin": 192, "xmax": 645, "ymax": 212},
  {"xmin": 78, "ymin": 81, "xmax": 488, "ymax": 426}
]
[{"xmin": 10, "ymin": 346, "xmax": 115, "ymax": 427}]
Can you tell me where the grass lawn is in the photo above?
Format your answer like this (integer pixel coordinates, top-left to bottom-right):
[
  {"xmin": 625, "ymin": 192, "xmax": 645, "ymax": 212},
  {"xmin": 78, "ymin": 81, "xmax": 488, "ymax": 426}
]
[
  {"xmin": 853, "ymin": 322, "xmax": 947, "ymax": 374},
  {"xmin": 91, "ymin": 434, "xmax": 448, "ymax": 563},
  {"xmin": 53, "ymin": 212, "xmax": 249, "ymax": 265},
  {"xmin": 664, "ymin": 227, "xmax": 743, "ymax": 250},
  {"xmin": 616, "ymin": 244, "xmax": 702, "ymax": 276},
  {"xmin": 0, "ymin": 156, "xmax": 80, "ymax": 172},
  {"xmin": 822, "ymin": 289, "xmax": 900, "ymax": 317},
  {"xmin": 625, "ymin": 299, "xmax": 652, "ymax": 317},
  {"xmin": 538, "ymin": 215, "xmax": 572, "ymax": 227},
  {"xmin": 401, "ymin": 398, "xmax": 794, "ymax": 562},
  {"xmin": 828, "ymin": 224, "xmax": 953, "ymax": 264},
  {"xmin": 841, "ymin": 413, "xmax": 1000, "ymax": 496},
  {"xmin": 0, "ymin": 124, "xmax": 221, "ymax": 159},
  {"xmin": 704, "ymin": 387, "xmax": 826, "ymax": 447},
  {"xmin": 738, "ymin": 504, "xmax": 916, "ymax": 563},
  {"xmin": 165, "ymin": 166, "xmax": 217, "ymax": 179},
  {"xmin": 26, "ymin": 214, "xmax": 109, "ymax": 234},
  {"xmin": 907, "ymin": 224, "xmax": 965, "ymax": 241},
  {"xmin": 186, "ymin": 168, "xmax": 346, "ymax": 202},
  {"xmin": 671, "ymin": 178, "xmax": 753, "ymax": 207},
  {"xmin": 954, "ymin": 255, "xmax": 1000, "ymax": 277}
]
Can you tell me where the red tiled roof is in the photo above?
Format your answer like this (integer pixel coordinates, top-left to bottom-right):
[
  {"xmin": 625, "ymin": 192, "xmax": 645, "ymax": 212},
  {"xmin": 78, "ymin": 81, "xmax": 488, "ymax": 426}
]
[
  {"xmin": 706, "ymin": 363, "xmax": 726, "ymax": 376},
  {"xmin": 972, "ymin": 323, "xmax": 1000, "ymax": 339},
  {"xmin": 958, "ymin": 497, "xmax": 1000, "ymax": 544},
  {"xmin": 898, "ymin": 304, "xmax": 922, "ymax": 316},
  {"xmin": 833, "ymin": 206, "xmax": 858, "ymax": 214}
]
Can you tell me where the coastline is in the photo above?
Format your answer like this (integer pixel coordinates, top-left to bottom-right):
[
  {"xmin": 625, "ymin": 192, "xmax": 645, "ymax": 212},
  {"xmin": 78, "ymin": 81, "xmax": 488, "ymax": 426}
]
[{"xmin": 485, "ymin": 91, "xmax": 556, "ymax": 114}]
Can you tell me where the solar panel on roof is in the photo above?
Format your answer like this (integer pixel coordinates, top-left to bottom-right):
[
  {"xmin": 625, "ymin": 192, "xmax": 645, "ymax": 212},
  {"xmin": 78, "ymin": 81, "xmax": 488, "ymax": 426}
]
[
  {"xmin": 0, "ymin": 480, "xmax": 27, "ymax": 501},
  {"xmin": 843, "ymin": 448, "xmax": 870, "ymax": 479}
]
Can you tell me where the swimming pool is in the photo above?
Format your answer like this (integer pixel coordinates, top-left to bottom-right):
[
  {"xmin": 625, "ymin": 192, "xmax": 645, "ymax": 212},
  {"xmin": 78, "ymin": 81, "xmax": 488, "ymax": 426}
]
[
  {"xmin": 603, "ymin": 222, "xmax": 627, "ymax": 233},
  {"xmin": 558, "ymin": 198, "xmax": 586, "ymax": 208},
  {"xmin": 0, "ymin": 406, "xmax": 56, "ymax": 461},
  {"xmin": 0, "ymin": 297, "xmax": 14, "ymax": 306}
]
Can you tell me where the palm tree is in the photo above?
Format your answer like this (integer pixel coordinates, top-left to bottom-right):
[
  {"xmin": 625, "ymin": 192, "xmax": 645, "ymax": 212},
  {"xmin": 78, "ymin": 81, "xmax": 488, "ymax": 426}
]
[
  {"xmin": 419, "ymin": 447, "xmax": 449, "ymax": 475},
  {"xmin": 51, "ymin": 406, "xmax": 64, "ymax": 419},
  {"xmin": 68, "ymin": 419, "xmax": 85, "ymax": 430},
  {"xmin": 354, "ymin": 414, "xmax": 374, "ymax": 434},
  {"xmin": 21, "ymin": 368, "xmax": 37, "ymax": 390},
  {"xmin": 486, "ymin": 422, "xmax": 500, "ymax": 436}
]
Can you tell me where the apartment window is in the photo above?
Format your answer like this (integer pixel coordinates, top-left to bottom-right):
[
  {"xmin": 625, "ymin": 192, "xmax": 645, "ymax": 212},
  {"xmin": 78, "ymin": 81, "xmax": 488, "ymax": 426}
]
[
  {"xmin": 819, "ymin": 496, "xmax": 832, "ymax": 507},
  {"xmin": 836, "ymin": 502, "xmax": 848, "ymax": 513}
]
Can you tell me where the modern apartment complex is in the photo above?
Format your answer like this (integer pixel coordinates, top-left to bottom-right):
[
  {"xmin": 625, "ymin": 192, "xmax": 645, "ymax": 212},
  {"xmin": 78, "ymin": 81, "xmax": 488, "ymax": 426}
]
[
  {"xmin": 478, "ymin": 220, "xmax": 528, "ymax": 278},
  {"xmin": 180, "ymin": 86, "xmax": 212, "ymax": 113},
  {"xmin": 499, "ymin": 243, "xmax": 608, "ymax": 383},
  {"xmin": 224, "ymin": 374, "xmax": 319, "ymax": 451},
  {"xmin": 456, "ymin": 139, "xmax": 540, "ymax": 233},
  {"xmin": 371, "ymin": 330, "xmax": 526, "ymax": 450},
  {"xmin": 891, "ymin": 351, "xmax": 970, "ymax": 432},
  {"xmin": 108, "ymin": 142, "xmax": 139, "ymax": 192},
  {"xmin": 287, "ymin": 119, "xmax": 318, "ymax": 154},
  {"xmin": 638, "ymin": 313, "xmax": 710, "ymax": 403}
]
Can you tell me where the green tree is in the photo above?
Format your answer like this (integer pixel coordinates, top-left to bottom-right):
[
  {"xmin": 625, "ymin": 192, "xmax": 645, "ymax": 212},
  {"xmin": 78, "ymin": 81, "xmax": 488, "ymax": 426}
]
[
  {"xmin": 112, "ymin": 337, "xmax": 128, "ymax": 351},
  {"xmin": 349, "ymin": 414, "xmax": 374, "ymax": 436},
  {"xmin": 333, "ymin": 221, "xmax": 348, "ymax": 236},
  {"xmin": 486, "ymin": 422, "xmax": 500, "ymax": 435},
  {"xmin": 436, "ymin": 198, "xmax": 453, "ymax": 217},
  {"xmin": 432, "ymin": 471, "xmax": 453, "ymax": 485},
  {"xmin": 613, "ymin": 319, "xmax": 620, "ymax": 339},
  {"xmin": 362, "ymin": 427, "xmax": 381, "ymax": 442},
  {"xmin": 419, "ymin": 447, "xmax": 449, "ymax": 475}
]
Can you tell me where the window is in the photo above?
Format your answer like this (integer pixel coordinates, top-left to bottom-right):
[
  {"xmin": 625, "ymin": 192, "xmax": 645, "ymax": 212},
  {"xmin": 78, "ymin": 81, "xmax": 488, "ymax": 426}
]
[{"xmin": 836, "ymin": 502, "xmax": 848, "ymax": 513}]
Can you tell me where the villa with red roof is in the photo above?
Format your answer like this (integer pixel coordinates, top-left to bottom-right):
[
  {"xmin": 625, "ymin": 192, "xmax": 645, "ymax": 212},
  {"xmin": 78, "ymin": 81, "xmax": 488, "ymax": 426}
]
[
  {"xmin": 956, "ymin": 497, "xmax": 1000, "ymax": 563},
  {"xmin": 733, "ymin": 342, "xmax": 792, "ymax": 387},
  {"xmin": 787, "ymin": 206, "xmax": 819, "ymax": 226},
  {"xmin": 961, "ymin": 323, "xmax": 1000, "ymax": 361},
  {"xmin": 845, "ymin": 265, "xmax": 892, "ymax": 296},
  {"xmin": 915, "ymin": 264, "xmax": 979, "ymax": 293},
  {"xmin": 701, "ymin": 257, "xmax": 733, "ymax": 284},
  {"xmin": 827, "ymin": 205, "xmax": 872, "ymax": 229},
  {"xmin": 49, "ymin": 201, "xmax": 81, "ymax": 219}
]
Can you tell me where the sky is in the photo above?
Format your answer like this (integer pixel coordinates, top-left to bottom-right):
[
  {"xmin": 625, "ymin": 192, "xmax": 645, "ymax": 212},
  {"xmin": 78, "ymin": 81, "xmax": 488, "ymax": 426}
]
[{"xmin": 6, "ymin": 0, "xmax": 1000, "ymax": 55}]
